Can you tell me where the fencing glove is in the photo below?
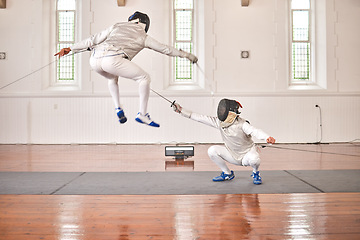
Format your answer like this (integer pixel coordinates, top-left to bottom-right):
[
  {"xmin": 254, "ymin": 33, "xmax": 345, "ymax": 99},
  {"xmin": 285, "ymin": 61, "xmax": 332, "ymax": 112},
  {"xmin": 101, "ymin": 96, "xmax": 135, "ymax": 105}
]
[
  {"xmin": 172, "ymin": 103, "xmax": 191, "ymax": 118},
  {"xmin": 186, "ymin": 53, "xmax": 198, "ymax": 64},
  {"xmin": 172, "ymin": 103, "xmax": 182, "ymax": 113},
  {"xmin": 180, "ymin": 50, "xmax": 198, "ymax": 64}
]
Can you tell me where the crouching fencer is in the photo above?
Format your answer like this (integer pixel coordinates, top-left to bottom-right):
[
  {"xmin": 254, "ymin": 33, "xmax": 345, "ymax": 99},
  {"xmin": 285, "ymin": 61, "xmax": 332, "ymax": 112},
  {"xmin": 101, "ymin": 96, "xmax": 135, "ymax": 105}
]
[
  {"xmin": 173, "ymin": 99, "xmax": 276, "ymax": 184},
  {"xmin": 55, "ymin": 11, "xmax": 197, "ymax": 127}
]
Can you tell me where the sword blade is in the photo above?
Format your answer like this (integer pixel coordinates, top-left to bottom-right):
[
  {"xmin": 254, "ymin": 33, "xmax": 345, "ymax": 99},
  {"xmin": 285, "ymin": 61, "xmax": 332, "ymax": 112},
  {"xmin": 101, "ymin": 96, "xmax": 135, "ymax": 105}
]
[{"xmin": 150, "ymin": 88, "xmax": 172, "ymax": 104}]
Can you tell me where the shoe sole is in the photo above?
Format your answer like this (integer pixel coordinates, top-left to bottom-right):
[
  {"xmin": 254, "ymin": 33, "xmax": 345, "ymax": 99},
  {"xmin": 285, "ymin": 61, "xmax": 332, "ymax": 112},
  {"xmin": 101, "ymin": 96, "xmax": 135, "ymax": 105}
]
[
  {"xmin": 213, "ymin": 175, "xmax": 235, "ymax": 182},
  {"xmin": 119, "ymin": 117, "xmax": 127, "ymax": 124},
  {"xmin": 117, "ymin": 111, "xmax": 127, "ymax": 124},
  {"xmin": 253, "ymin": 180, "xmax": 262, "ymax": 185},
  {"xmin": 135, "ymin": 118, "xmax": 160, "ymax": 128}
]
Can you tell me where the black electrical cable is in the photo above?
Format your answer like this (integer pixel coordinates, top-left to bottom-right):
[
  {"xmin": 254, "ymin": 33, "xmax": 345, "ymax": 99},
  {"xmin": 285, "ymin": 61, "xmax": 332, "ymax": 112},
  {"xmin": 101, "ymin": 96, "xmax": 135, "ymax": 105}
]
[{"xmin": 315, "ymin": 104, "xmax": 322, "ymax": 143}]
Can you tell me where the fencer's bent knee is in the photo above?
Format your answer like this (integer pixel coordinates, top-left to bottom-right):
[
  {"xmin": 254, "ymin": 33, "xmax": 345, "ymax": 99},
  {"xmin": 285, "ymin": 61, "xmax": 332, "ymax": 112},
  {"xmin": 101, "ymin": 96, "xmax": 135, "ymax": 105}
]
[
  {"xmin": 207, "ymin": 145, "xmax": 219, "ymax": 158},
  {"xmin": 249, "ymin": 155, "xmax": 261, "ymax": 167},
  {"xmin": 242, "ymin": 149, "xmax": 261, "ymax": 167},
  {"xmin": 138, "ymin": 73, "xmax": 151, "ymax": 85}
]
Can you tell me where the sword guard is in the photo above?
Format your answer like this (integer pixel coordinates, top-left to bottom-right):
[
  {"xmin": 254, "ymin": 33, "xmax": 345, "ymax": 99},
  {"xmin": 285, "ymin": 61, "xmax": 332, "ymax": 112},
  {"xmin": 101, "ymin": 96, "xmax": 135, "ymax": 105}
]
[{"xmin": 170, "ymin": 100, "xmax": 176, "ymax": 107}]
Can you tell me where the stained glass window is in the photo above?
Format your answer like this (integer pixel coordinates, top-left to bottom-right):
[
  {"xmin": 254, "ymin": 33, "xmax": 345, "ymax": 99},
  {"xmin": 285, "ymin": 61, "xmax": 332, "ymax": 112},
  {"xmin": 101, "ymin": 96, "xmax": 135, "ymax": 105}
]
[
  {"xmin": 56, "ymin": 0, "xmax": 76, "ymax": 82},
  {"xmin": 291, "ymin": 0, "xmax": 311, "ymax": 81},
  {"xmin": 174, "ymin": 0, "xmax": 194, "ymax": 82}
]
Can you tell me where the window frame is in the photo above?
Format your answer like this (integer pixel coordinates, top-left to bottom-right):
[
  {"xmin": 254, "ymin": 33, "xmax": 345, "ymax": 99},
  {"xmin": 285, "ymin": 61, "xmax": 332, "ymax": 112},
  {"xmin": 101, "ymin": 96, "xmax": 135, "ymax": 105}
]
[
  {"xmin": 55, "ymin": 0, "xmax": 78, "ymax": 86},
  {"xmin": 290, "ymin": 0, "xmax": 313, "ymax": 85},
  {"xmin": 171, "ymin": 0, "xmax": 197, "ymax": 86}
]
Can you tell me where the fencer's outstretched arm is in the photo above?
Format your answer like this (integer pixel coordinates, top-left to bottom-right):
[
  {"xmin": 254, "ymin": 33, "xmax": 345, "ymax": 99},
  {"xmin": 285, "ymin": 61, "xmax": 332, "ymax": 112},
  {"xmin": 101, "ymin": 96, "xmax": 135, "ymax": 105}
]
[
  {"xmin": 70, "ymin": 25, "xmax": 113, "ymax": 51},
  {"xmin": 145, "ymin": 36, "xmax": 198, "ymax": 63},
  {"xmin": 172, "ymin": 103, "xmax": 219, "ymax": 128},
  {"xmin": 54, "ymin": 25, "xmax": 113, "ymax": 58},
  {"xmin": 173, "ymin": 102, "xmax": 276, "ymax": 144},
  {"xmin": 242, "ymin": 122, "xmax": 275, "ymax": 144}
]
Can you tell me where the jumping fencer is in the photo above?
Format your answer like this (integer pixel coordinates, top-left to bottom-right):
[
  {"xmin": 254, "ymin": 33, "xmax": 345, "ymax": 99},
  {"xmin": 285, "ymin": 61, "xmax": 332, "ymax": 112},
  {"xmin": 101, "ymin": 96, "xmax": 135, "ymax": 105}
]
[
  {"xmin": 55, "ymin": 11, "xmax": 197, "ymax": 127},
  {"xmin": 172, "ymin": 99, "xmax": 276, "ymax": 184}
]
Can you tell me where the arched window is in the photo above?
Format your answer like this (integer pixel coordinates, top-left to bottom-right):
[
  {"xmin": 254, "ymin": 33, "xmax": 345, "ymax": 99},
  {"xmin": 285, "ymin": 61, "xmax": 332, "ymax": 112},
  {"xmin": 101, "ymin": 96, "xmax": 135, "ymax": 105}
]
[{"xmin": 56, "ymin": 0, "xmax": 76, "ymax": 82}]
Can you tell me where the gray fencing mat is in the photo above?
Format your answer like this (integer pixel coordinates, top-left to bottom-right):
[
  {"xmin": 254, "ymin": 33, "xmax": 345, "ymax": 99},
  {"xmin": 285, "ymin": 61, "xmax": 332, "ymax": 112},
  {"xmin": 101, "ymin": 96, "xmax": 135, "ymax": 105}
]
[{"xmin": 1, "ymin": 170, "xmax": 359, "ymax": 195}]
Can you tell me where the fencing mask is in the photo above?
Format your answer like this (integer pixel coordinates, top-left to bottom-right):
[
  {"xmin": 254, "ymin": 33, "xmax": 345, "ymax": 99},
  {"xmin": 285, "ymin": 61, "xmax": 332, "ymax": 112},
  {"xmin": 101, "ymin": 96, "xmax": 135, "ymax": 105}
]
[
  {"xmin": 217, "ymin": 99, "xmax": 242, "ymax": 122},
  {"xmin": 128, "ymin": 11, "xmax": 150, "ymax": 33}
]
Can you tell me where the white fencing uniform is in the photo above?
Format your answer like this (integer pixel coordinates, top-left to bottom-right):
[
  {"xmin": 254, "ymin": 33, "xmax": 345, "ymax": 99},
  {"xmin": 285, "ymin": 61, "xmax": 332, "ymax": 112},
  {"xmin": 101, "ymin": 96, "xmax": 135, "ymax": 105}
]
[
  {"xmin": 179, "ymin": 109, "xmax": 270, "ymax": 174},
  {"xmin": 70, "ymin": 22, "xmax": 191, "ymax": 115}
]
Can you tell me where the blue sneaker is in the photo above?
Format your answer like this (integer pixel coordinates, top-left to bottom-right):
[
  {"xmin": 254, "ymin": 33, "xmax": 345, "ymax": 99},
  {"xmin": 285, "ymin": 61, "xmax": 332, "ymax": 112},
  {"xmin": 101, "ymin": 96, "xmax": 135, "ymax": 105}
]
[
  {"xmin": 212, "ymin": 171, "xmax": 235, "ymax": 182},
  {"xmin": 116, "ymin": 108, "xmax": 127, "ymax": 124},
  {"xmin": 135, "ymin": 112, "xmax": 160, "ymax": 128},
  {"xmin": 251, "ymin": 171, "xmax": 262, "ymax": 185}
]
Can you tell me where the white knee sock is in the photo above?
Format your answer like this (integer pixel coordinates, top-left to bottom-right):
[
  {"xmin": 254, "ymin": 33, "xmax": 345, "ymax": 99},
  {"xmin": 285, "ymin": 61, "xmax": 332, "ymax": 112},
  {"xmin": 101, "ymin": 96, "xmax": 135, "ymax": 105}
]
[
  {"xmin": 138, "ymin": 79, "xmax": 150, "ymax": 115},
  {"xmin": 108, "ymin": 79, "xmax": 121, "ymax": 109}
]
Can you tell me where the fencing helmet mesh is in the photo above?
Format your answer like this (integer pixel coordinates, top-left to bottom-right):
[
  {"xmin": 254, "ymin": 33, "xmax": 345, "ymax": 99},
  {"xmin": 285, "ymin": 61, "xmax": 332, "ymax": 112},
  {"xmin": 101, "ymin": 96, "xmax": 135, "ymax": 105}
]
[
  {"xmin": 217, "ymin": 99, "xmax": 242, "ymax": 122},
  {"xmin": 128, "ymin": 11, "xmax": 150, "ymax": 33}
]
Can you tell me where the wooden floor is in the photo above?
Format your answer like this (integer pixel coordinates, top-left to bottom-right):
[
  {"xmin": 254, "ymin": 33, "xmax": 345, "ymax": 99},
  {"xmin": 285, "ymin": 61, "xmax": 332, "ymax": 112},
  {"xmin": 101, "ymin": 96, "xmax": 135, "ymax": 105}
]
[
  {"xmin": 1, "ymin": 143, "xmax": 360, "ymax": 172},
  {"xmin": 1, "ymin": 143, "xmax": 360, "ymax": 239}
]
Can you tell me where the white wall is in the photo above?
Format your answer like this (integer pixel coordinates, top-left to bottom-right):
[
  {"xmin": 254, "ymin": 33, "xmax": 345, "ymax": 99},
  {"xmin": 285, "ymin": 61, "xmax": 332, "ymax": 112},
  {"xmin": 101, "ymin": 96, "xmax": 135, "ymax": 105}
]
[{"xmin": 0, "ymin": 0, "xmax": 359, "ymax": 144}]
